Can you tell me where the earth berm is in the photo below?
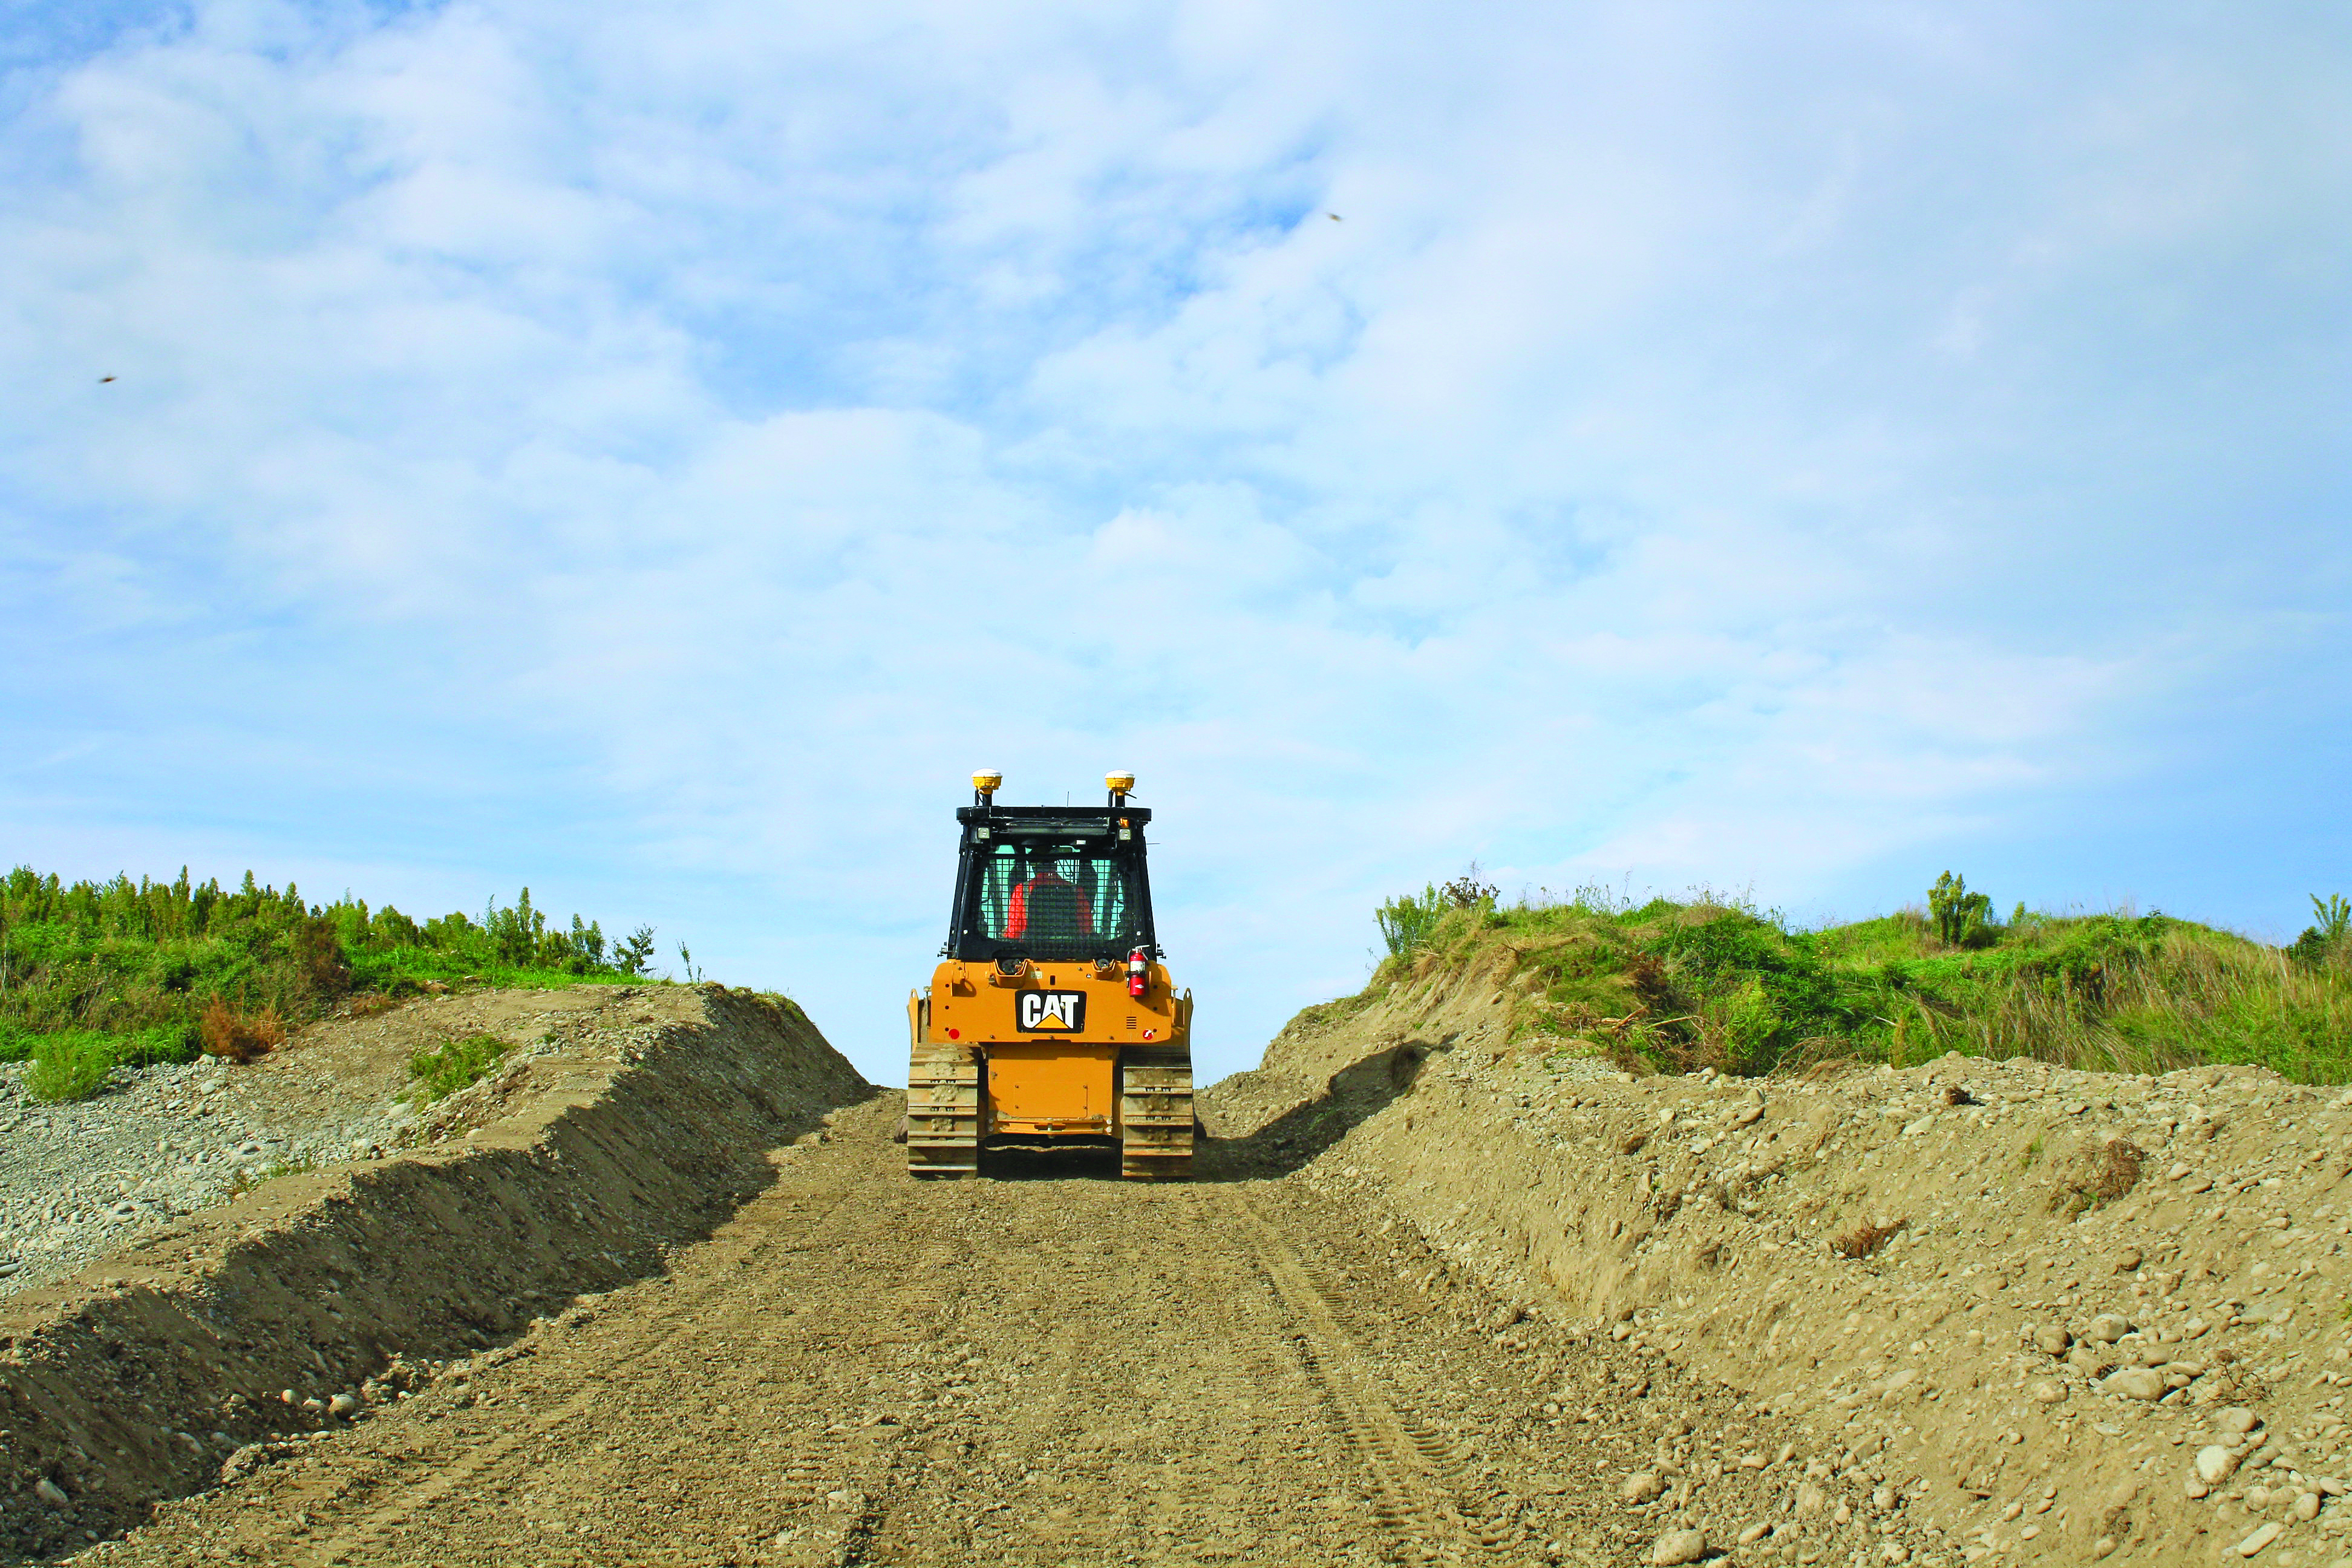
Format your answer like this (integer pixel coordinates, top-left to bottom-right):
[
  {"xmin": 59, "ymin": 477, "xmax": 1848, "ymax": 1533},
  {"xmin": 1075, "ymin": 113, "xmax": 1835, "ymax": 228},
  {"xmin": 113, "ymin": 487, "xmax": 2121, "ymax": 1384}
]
[{"xmin": 2, "ymin": 969, "xmax": 2348, "ymax": 1566}]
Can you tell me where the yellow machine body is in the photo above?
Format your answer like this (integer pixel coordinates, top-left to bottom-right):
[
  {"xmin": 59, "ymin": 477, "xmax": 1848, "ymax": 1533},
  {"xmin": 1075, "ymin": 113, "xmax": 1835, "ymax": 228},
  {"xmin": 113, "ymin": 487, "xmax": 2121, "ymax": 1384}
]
[
  {"xmin": 905, "ymin": 782, "xmax": 1193, "ymax": 1180},
  {"xmin": 907, "ymin": 961, "xmax": 1192, "ymax": 1178}
]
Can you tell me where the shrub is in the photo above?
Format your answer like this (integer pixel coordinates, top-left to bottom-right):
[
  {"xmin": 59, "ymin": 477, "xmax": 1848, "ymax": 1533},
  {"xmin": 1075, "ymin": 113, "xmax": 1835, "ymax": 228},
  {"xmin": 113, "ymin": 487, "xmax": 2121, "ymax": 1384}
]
[
  {"xmin": 613, "ymin": 924, "xmax": 658, "ymax": 976},
  {"xmin": 408, "ymin": 1033, "xmax": 509, "ymax": 1102},
  {"xmin": 0, "ymin": 865, "xmax": 647, "ymax": 1079},
  {"xmin": 292, "ymin": 915, "xmax": 351, "ymax": 997},
  {"xmin": 2290, "ymin": 894, "xmax": 2351, "ymax": 970},
  {"xmin": 1928, "ymin": 872, "xmax": 1994, "ymax": 948},
  {"xmin": 1439, "ymin": 863, "xmax": 1498, "ymax": 909},
  {"xmin": 200, "ymin": 995, "xmax": 285, "ymax": 1062},
  {"xmin": 25, "ymin": 1034, "xmax": 114, "ymax": 1102},
  {"xmin": 1376, "ymin": 886, "xmax": 1448, "ymax": 957}
]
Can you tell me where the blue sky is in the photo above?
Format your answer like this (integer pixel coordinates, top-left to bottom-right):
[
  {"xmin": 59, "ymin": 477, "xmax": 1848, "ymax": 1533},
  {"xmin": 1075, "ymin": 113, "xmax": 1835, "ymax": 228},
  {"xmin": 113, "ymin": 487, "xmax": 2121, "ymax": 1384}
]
[{"xmin": 3, "ymin": 1, "xmax": 2347, "ymax": 1086}]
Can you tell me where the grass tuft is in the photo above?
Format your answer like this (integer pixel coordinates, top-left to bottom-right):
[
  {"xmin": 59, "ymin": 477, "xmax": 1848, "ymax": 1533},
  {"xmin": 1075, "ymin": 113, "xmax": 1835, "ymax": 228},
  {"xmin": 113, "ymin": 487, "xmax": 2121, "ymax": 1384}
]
[
  {"xmin": 407, "ymin": 1033, "xmax": 511, "ymax": 1103},
  {"xmin": 1832, "ymin": 1217, "xmax": 1907, "ymax": 1259},
  {"xmin": 26, "ymin": 1034, "xmax": 114, "ymax": 1102}
]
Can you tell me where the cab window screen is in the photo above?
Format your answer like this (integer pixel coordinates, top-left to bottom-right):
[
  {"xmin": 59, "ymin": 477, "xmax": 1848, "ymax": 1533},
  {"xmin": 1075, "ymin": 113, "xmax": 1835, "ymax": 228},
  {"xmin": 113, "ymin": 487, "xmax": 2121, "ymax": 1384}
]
[{"xmin": 970, "ymin": 844, "xmax": 1138, "ymax": 960}]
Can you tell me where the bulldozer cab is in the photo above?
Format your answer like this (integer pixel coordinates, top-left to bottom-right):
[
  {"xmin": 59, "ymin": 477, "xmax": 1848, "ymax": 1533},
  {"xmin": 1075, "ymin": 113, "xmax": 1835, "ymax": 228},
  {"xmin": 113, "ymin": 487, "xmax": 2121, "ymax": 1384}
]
[{"xmin": 946, "ymin": 804, "xmax": 1157, "ymax": 965}]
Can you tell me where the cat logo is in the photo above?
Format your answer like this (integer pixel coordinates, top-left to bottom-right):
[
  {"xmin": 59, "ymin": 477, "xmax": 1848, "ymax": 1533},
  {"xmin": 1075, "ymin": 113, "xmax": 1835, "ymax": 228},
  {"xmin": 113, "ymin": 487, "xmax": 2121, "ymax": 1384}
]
[{"xmin": 1018, "ymin": 990, "xmax": 1086, "ymax": 1033}]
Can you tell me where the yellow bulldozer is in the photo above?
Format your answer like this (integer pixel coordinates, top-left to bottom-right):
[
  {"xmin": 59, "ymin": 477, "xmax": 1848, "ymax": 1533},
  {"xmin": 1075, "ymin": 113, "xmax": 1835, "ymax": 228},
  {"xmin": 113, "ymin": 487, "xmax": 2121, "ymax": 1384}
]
[{"xmin": 904, "ymin": 771, "xmax": 1193, "ymax": 1180}]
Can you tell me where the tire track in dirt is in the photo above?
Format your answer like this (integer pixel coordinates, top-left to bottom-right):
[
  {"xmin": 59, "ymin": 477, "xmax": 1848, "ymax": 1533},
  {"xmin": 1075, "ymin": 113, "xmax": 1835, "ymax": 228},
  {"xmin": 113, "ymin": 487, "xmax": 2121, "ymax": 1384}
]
[
  {"xmin": 103, "ymin": 1106, "xmax": 1650, "ymax": 1568},
  {"xmin": 1221, "ymin": 1187, "xmax": 1495, "ymax": 1563},
  {"xmin": 290, "ymin": 1146, "xmax": 910, "ymax": 1566}
]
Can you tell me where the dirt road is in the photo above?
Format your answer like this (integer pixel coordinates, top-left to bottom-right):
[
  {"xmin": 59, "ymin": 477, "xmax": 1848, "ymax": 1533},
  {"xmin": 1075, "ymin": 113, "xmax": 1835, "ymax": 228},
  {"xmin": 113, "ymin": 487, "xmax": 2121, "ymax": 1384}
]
[{"xmin": 85, "ymin": 1093, "xmax": 1839, "ymax": 1568}]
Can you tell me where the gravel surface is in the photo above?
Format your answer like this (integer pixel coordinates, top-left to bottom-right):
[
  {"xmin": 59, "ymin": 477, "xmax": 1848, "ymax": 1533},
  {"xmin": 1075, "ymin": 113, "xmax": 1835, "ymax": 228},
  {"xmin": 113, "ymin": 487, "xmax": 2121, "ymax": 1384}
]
[
  {"xmin": 0, "ymin": 1056, "xmax": 419, "ymax": 1299},
  {"xmin": 0, "ymin": 986, "xmax": 659, "ymax": 1305}
]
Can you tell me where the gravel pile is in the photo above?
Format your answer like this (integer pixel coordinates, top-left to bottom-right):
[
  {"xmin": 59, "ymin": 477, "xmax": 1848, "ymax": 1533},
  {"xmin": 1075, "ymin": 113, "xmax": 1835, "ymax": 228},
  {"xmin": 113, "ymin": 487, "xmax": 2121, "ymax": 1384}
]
[
  {"xmin": 1204, "ymin": 956, "xmax": 2352, "ymax": 1564},
  {"xmin": 0, "ymin": 1056, "xmax": 420, "ymax": 1301}
]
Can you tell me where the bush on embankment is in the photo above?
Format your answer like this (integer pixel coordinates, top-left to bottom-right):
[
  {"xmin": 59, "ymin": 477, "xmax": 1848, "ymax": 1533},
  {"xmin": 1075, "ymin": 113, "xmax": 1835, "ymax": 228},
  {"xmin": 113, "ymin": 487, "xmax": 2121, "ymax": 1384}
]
[
  {"xmin": 0, "ymin": 866, "xmax": 662, "ymax": 1099},
  {"xmin": 1368, "ymin": 876, "xmax": 2352, "ymax": 1082}
]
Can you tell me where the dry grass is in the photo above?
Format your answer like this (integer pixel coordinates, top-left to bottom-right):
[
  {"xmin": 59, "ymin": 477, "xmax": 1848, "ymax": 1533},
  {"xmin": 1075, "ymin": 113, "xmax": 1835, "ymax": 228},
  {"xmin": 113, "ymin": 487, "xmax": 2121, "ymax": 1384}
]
[
  {"xmin": 200, "ymin": 995, "xmax": 285, "ymax": 1062},
  {"xmin": 2051, "ymin": 1137, "xmax": 2145, "ymax": 1217},
  {"xmin": 1832, "ymin": 1217, "xmax": 1908, "ymax": 1259}
]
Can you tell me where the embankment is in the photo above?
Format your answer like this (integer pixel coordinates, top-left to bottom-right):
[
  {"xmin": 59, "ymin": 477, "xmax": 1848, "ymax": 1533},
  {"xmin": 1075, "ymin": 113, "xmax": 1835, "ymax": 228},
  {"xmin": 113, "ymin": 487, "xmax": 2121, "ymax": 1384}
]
[
  {"xmin": 1204, "ymin": 953, "xmax": 2352, "ymax": 1564},
  {"xmin": 0, "ymin": 985, "xmax": 869, "ymax": 1558}
]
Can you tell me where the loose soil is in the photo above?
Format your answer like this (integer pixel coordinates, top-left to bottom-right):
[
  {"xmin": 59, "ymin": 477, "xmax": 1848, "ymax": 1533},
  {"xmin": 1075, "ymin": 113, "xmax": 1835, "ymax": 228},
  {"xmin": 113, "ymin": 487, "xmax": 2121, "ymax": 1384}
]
[
  {"xmin": 13, "ymin": 955, "xmax": 2352, "ymax": 1567},
  {"xmin": 64, "ymin": 1101, "xmax": 1909, "ymax": 1568}
]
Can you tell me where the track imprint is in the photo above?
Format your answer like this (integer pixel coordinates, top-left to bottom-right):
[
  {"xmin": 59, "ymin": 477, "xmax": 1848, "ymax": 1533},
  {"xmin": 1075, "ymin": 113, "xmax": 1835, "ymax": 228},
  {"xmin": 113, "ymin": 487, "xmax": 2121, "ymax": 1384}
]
[{"xmin": 91, "ymin": 1099, "xmax": 1782, "ymax": 1567}]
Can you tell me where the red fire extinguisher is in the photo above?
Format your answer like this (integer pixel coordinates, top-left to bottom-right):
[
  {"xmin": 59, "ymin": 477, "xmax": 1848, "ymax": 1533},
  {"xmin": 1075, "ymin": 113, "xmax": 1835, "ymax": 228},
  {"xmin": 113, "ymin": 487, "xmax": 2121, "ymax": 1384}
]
[{"xmin": 1127, "ymin": 947, "xmax": 1149, "ymax": 998}]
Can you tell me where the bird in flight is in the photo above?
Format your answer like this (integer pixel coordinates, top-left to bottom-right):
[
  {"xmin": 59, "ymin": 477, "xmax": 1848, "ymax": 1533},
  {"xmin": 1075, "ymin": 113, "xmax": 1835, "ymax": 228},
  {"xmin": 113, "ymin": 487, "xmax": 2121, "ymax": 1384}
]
[
  {"xmin": 99, "ymin": 375, "xmax": 116, "ymax": 383},
  {"xmin": 1327, "ymin": 213, "xmax": 1342, "ymax": 221}
]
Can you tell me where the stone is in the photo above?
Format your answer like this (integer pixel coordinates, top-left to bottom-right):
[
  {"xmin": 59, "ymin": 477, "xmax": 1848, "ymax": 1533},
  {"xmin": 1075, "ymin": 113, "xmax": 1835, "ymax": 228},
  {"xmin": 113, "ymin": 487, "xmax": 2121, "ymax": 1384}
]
[
  {"xmin": 2114, "ymin": 1246, "xmax": 2143, "ymax": 1273},
  {"xmin": 2200, "ymin": 1446, "xmax": 2244, "ymax": 1485},
  {"xmin": 328, "ymin": 1391, "xmax": 360, "ymax": 1417},
  {"xmin": 2032, "ymin": 1380, "xmax": 2068, "ymax": 1405},
  {"xmin": 2091, "ymin": 1538, "xmax": 2117, "ymax": 1559},
  {"xmin": 1621, "ymin": 1471, "xmax": 1665, "ymax": 1504},
  {"xmin": 33, "ymin": 1478, "xmax": 67, "ymax": 1508},
  {"xmin": 2087, "ymin": 1313, "xmax": 2131, "ymax": 1344},
  {"xmin": 2036, "ymin": 1324, "xmax": 2074, "ymax": 1354},
  {"xmin": 2221, "ymin": 1407, "xmax": 2263, "ymax": 1434},
  {"xmin": 1649, "ymin": 1529, "xmax": 1708, "ymax": 1566},
  {"xmin": 2235, "ymin": 1520, "xmax": 2284, "ymax": 1557},
  {"xmin": 1737, "ymin": 1521, "xmax": 1772, "ymax": 1545},
  {"xmin": 2298, "ymin": 1491, "xmax": 2323, "ymax": 1521},
  {"xmin": 2103, "ymin": 1367, "xmax": 2167, "ymax": 1400},
  {"xmin": 1796, "ymin": 1483, "xmax": 1828, "ymax": 1515}
]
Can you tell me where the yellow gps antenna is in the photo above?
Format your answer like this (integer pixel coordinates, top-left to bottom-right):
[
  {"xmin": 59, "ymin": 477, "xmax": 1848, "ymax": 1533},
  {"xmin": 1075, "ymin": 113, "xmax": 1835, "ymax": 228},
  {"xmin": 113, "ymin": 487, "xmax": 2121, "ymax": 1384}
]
[{"xmin": 972, "ymin": 769, "xmax": 1002, "ymax": 805}]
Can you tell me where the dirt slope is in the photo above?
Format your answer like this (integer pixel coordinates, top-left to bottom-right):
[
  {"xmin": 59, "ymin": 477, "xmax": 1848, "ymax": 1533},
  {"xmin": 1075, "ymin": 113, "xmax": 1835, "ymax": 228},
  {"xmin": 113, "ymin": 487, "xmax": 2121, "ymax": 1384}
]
[
  {"xmin": 2, "ymin": 985, "xmax": 729, "ymax": 1300},
  {"xmin": 0, "ymin": 985, "xmax": 867, "ymax": 1561},
  {"xmin": 63, "ymin": 1100, "xmax": 1934, "ymax": 1568},
  {"xmin": 1201, "ymin": 960, "xmax": 2352, "ymax": 1567}
]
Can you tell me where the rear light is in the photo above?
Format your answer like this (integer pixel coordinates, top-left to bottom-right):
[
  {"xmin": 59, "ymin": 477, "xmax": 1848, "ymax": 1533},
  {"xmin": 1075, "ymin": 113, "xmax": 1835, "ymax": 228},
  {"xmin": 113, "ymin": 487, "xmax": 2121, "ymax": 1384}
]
[{"xmin": 1127, "ymin": 947, "xmax": 1148, "ymax": 998}]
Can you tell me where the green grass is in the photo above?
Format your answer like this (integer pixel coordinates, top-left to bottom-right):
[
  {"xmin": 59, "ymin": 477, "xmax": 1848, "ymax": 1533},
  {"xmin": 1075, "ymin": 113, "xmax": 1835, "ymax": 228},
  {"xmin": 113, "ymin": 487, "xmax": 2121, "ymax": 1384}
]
[
  {"xmin": 407, "ymin": 1033, "xmax": 512, "ymax": 1102},
  {"xmin": 0, "ymin": 864, "xmax": 660, "ymax": 1102},
  {"xmin": 1368, "ymin": 881, "xmax": 2352, "ymax": 1082}
]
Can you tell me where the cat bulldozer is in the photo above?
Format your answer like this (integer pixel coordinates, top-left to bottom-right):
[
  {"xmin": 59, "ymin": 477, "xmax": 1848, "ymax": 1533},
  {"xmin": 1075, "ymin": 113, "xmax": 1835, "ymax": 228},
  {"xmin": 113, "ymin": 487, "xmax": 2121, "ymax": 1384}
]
[{"xmin": 904, "ymin": 771, "xmax": 1193, "ymax": 1180}]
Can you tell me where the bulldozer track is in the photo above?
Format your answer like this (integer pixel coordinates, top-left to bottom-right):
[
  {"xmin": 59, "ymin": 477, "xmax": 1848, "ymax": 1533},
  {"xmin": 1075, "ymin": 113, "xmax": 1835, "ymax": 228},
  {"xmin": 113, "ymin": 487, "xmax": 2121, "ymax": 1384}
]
[
  {"xmin": 105, "ymin": 1097, "xmax": 1679, "ymax": 1567},
  {"xmin": 1220, "ymin": 1188, "xmax": 1504, "ymax": 1563},
  {"xmin": 283, "ymin": 1150, "xmax": 934, "ymax": 1564}
]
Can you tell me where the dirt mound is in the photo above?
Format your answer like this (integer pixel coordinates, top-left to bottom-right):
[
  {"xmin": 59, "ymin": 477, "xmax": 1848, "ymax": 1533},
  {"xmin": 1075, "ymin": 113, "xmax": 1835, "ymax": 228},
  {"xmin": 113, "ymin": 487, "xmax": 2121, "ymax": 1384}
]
[
  {"xmin": 1203, "ymin": 965, "xmax": 2352, "ymax": 1565},
  {"xmin": 1, "ymin": 984, "xmax": 705, "ymax": 1301},
  {"xmin": 0, "ymin": 985, "xmax": 868, "ymax": 1558}
]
